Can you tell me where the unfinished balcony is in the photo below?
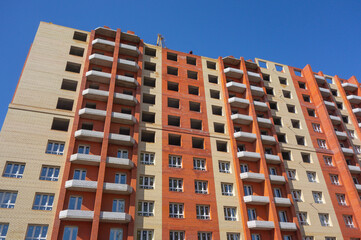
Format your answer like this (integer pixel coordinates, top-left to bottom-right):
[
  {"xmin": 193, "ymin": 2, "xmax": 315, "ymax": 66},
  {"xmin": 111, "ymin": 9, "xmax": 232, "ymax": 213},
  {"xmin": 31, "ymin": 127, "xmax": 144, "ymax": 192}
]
[
  {"xmin": 92, "ymin": 38, "xmax": 115, "ymax": 52},
  {"xmin": 226, "ymin": 81, "xmax": 246, "ymax": 93},
  {"xmin": 70, "ymin": 154, "xmax": 101, "ymax": 166},
  {"xmin": 59, "ymin": 210, "xmax": 94, "ymax": 221},
  {"xmin": 234, "ymin": 131, "xmax": 257, "ymax": 142},
  {"xmin": 274, "ymin": 197, "xmax": 292, "ymax": 207},
  {"xmin": 319, "ymin": 87, "xmax": 331, "ymax": 97},
  {"xmin": 103, "ymin": 182, "xmax": 132, "ymax": 195},
  {"xmin": 269, "ymin": 175, "xmax": 286, "ymax": 184},
  {"xmin": 324, "ymin": 101, "xmax": 336, "ymax": 110},
  {"xmin": 111, "ymin": 112, "xmax": 136, "ymax": 125},
  {"xmin": 247, "ymin": 72, "xmax": 261, "ymax": 83},
  {"xmin": 347, "ymin": 95, "xmax": 361, "ymax": 104},
  {"xmin": 348, "ymin": 165, "xmax": 361, "ymax": 174},
  {"xmin": 265, "ymin": 154, "xmax": 281, "ymax": 164},
  {"xmin": 113, "ymin": 93, "xmax": 137, "ymax": 106},
  {"xmin": 100, "ymin": 212, "xmax": 132, "ymax": 223},
  {"xmin": 119, "ymin": 43, "xmax": 140, "ymax": 57},
  {"xmin": 250, "ymin": 86, "xmax": 264, "ymax": 97},
  {"xmin": 116, "ymin": 75, "xmax": 138, "ymax": 89},
  {"xmin": 279, "ymin": 222, "xmax": 297, "ymax": 231},
  {"xmin": 86, "ymin": 70, "xmax": 111, "ymax": 84},
  {"xmin": 65, "ymin": 180, "xmax": 97, "ymax": 192},
  {"xmin": 342, "ymin": 147, "xmax": 354, "ymax": 156},
  {"xmin": 237, "ymin": 151, "xmax": 261, "ymax": 161},
  {"xmin": 117, "ymin": 58, "xmax": 139, "ymax": 72},
  {"xmin": 261, "ymin": 135, "xmax": 276, "ymax": 145},
  {"xmin": 228, "ymin": 97, "xmax": 250, "ymax": 108},
  {"xmin": 257, "ymin": 117, "xmax": 272, "ymax": 128},
  {"xmin": 224, "ymin": 67, "xmax": 244, "ymax": 78},
  {"xmin": 79, "ymin": 108, "xmax": 106, "ymax": 121},
  {"xmin": 353, "ymin": 108, "xmax": 361, "ymax": 116},
  {"xmin": 335, "ymin": 131, "xmax": 347, "ymax": 140},
  {"xmin": 314, "ymin": 75, "xmax": 325, "ymax": 84},
  {"xmin": 231, "ymin": 114, "xmax": 252, "ymax": 125},
  {"xmin": 82, "ymin": 89, "xmax": 109, "ymax": 102},
  {"xmin": 240, "ymin": 172, "xmax": 265, "ymax": 182},
  {"xmin": 329, "ymin": 115, "xmax": 341, "ymax": 125},
  {"xmin": 254, "ymin": 101, "xmax": 268, "ymax": 112},
  {"xmin": 106, "ymin": 157, "xmax": 134, "ymax": 169},
  {"xmin": 108, "ymin": 133, "xmax": 135, "ymax": 146},
  {"xmin": 89, "ymin": 53, "xmax": 113, "ymax": 68},
  {"xmin": 75, "ymin": 130, "xmax": 104, "ymax": 142},
  {"xmin": 247, "ymin": 220, "xmax": 275, "ymax": 230},
  {"xmin": 342, "ymin": 82, "xmax": 358, "ymax": 92},
  {"xmin": 243, "ymin": 195, "xmax": 269, "ymax": 205}
]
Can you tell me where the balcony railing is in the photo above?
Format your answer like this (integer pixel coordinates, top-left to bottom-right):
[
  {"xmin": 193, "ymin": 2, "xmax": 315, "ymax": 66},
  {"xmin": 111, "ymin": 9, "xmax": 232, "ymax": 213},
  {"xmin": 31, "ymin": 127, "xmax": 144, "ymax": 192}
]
[
  {"xmin": 265, "ymin": 154, "xmax": 281, "ymax": 164},
  {"xmin": 324, "ymin": 101, "xmax": 336, "ymax": 110},
  {"xmin": 261, "ymin": 135, "xmax": 276, "ymax": 145},
  {"xmin": 269, "ymin": 175, "xmax": 286, "ymax": 184},
  {"xmin": 75, "ymin": 130, "xmax": 104, "ymax": 142},
  {"xmin": 254, "ymin": 101, "xmax": 268, "ymax": 112},
  {"xmin": 226, "ymin": 81, "xmax": 246, "ymax": 93},
  {"xmin": 347, "ymin": 95, "xmax": 361, "ymax": 104},
  {"xmin": 279, "ymin": 222, "xmax": 297, "ymax": 231},
  {"xmin": 257, "ymin": 117, "xmax": 272, "ymax": 128},
  {"xmin": 237, "ymin": 151, "xmax": 261, "ymax": 161},
  {"xmin": 240, "ymin": 172, "xmax": 265, "ymax": 182},
  {"xmin": 228, "ymin": 97, "xmax": 250, "ymax": 108},
  {"xmin": 274, "ymin": 197, "xmax": 291, "ymax": 207},
  {"xmin": 79, "ymin": 108, "xmax": 106, "ymax": 121},
  {"xmin": 348, "ymin": 165, "xmax": 361, "ymax": 174},
  {"xmin": 250, "ymin": 86, "xmax": 264, "ymax": 97},
  {"xmin": 319, "ymin": 87, "xmax": 331, "ymax": 97},
  {"xmin": 234, "ymin": 131, "xmax": 257, "ymax": 142},
  {"xmin": 247, "ymin": 220, "xmax": 275, "ymax": 230},
  {"xmin": 342, "ymin": 147, "xmax": 354, "ymax": 156},
  {"xmin": 231, "ymin": 114, "xmax": 252, "ymax": 125},
  {"xmin": 108, "ymin": 133, "xmax": 135, "ymax": 146},
  {"xmin": 224, "ymin": 67, "xmax": 244, "ymax": 78},
  {"xmin": 335, "ymin": 131, "xmax": 347, "ymax": 140},
  {"xmin": 243, "ymin": 195, "xmax": 269, "ymax": 205},
  {"xmin": 113, "ymin": 93, "xmax": 137, "ymax": 106},
  {"xmin": 342, "ymin": 82, "xmax": 358, "ymax": 91}
]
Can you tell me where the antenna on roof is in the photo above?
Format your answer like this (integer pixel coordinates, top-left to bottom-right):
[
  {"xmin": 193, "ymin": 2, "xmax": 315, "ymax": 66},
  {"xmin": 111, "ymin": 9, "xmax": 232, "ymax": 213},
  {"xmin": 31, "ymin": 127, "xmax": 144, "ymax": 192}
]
[{"xmin": 157, "ymin": 34, "xmax": 166, "ymax": 48}]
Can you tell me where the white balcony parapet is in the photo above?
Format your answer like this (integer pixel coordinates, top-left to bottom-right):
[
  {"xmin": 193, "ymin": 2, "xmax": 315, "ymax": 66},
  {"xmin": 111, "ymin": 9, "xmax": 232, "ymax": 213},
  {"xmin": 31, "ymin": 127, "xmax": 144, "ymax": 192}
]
[
  {"xmin": 342, "ymin": 147, "xmax": 354, "ymax": 156},
  {"xmin": 75, "ymin": 130, "xmax": 104, "ymax": 142},
  {"xmin": 359, "ymin": 122, "xmax": 361, "ymax": 128},
  {"xmin": 113, "ymin": 93, "xmax": 137, "ymax": 106},
  {"xmin": 111, "ymin": 112, "xmax": 136, "ymax": 125},
  {"xmin": 250, "ymin": 86, "xmax": 264, "ymax": 97},
  {"xmin": 119, "ymin": 43, "xmax": 140, "ymax": 57},
  {"xmin": 240, "ymin": 172, "xmax": 265, "ymax": 182},
  {"xmin": 274, "ymin": 197, "xmax": 292, "ymax": 207},
  {"xmin": 103, "ymin": 183, "xmax": 132, "ymax": 194},
  {"xmin": 355, "ymin": 184, "xmax": 361, "ymax": 192},
  {"xmin": 116, "ymin": 75, "xmax": 138, "ymax": 88},
  {"xmin": 234, "ymin": 131, "xmax": 257, "ymax": 142},
  {"xmin": 108, "ymin": 133, "xmax": 135, "ymax": 146},
  {"xmin": 314, "ymin": 75, "xmax": 325, "ymax": 84},
  {"xmin": 353, "ymin": 108, "xmax": 361, "ymax": 116},
  {"xmin": 247, "ymin": 72, "xmax": 261, "ymax": 82},
  {"xmin": 243, "ymin": 195, "xmax": 269, "ymax": 205},
  {"xmin": 86, "ymin": 70, "xmax": 111, "ymax": 84},
  {"xmin": 269, "ymin": 175, "xmax": 286, "ymax": 184},
  {"xmin": 82, "ymin": 89, "xmax": 109, "ymax": 102},
  {"xmin": 226, "ymin": 81, "xmax": 246, "ymax": 93},
  {"xmin": 319, "ymin": 87, "xmax": 331, "ymax": 97},
  {"xmin": 335, "ymin": 131, "xmax": 347, "ymax": 140},
  {"xmin": 79, "ymin": 108, "xmax": 106, "ymax": 121},
  {"xmin": 228, "ymin": 97, "xmax": 250, "ymax": 108},
  {"xmin": 257, "ymin": 117, "xmax": 272, "ymax": 128},
  {"xmin": 65, "ymin": 180, "xmax": 97, "ymax": 192},
  {"xmin": 279, "ymin": 222, "xmax": 297, "ymax": 231},
  {"xmin": 89, "ymin": 53, "xmax": 113, "ymax": 67},
  {"xmin": 237, "ymin": 151, "xmax": 261, "ymax": 161},
  {"xmin": 254, "ymin": 101, "xmax": 268, "ymax": 111},
  {"xmin": 265, "ymin": 154, "xmax": 281, "ymax": 164},
  {"xmin": 224, "ymin": 67, "xmax": 244, "ymax": 78},
  {"xmin": 231, "ymin": 114, "xmax": 253, "ymax": 125},
  {"xmin": 247, "ymin": 220, "xmax": 275, "ymax": 230},
  {"xmin": 92, "ymin": 38, "xmax": 115, "ymax": 51},
  {"xmin": 342, "ymin": 82, "xmax": 358, "ymax": 91},
  {"xmin": 329, "ymin": 115, "xmax": 341, "ymax": 125},
  {"xmin": 117, "ymin": 58, "xmax": 139, "ymax": 72},
  {"xmin": 70, "ymin": 154, "xmax": 101, "ymax": 165},
  {"xmin": 59, "ymin": 210, "xmax": 94, "ymax": 221},
  {"xmin": 324, "ymin": 100, "xmax": 336, "ymax": 110},
  {"xmin": 348, "ymin": 165, "xmax": 361, "ymax": 174},
  {"xmin": 100, "ymin": 212, "xmax": 132, "ymax": 223},
  {"xmin": 261, "ymin": 135, "xmax": 276, "ymax": 145},
  {"xmin": 106, "ymin": 157, "xmax": 134, "ymax": 169},
  {"xmin": 347, "ymin": 95, "xmax": 361, "ymax": 104}
]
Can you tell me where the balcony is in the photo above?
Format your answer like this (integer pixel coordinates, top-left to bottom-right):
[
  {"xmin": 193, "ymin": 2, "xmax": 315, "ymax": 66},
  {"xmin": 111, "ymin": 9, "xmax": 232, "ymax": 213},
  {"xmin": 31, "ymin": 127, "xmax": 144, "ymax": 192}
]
[
  {"xmin": 100, "ymin": 212, "xmax": 132, "ymax": 223},
  {"xmin": 279, "ymin": 222, "xmax": 297, "ymax": 231},
  {"xmin": 70, "ymin": 154, "xmax": 101, "ymax": 165},
  {"xmin": 79, "ymin": 108, "xmax": 106, "ymax": 121},
  {"xmin": 348, "ymin": 165, "xmax": 361, "ymax": 174},
  {"xmin": 115, "ymin": 75, "xmax": 138, "ymax": 88},
  {"xmin": 265, "ymin": 154, "xmax": 281, "ymax": 164},
  {"xmin": 226, "ymin": 81, "xmax": 246, "ymax": 93},
  {"xmin": 112, "ymin": 112, "xmax": 136, "ymax": 125},
  {"xmin": 243, "ymin": 195, "xmax": 269, "ymax": 205},
  {"xmin": 324, "ymin": 101, "xmax": 336, "ymax": 110},
  {"xmin": 274, "ymin": 197, "xmax": 292, "ymax": 207},
  {"xmin": 65, "ymin": 180, "xmax": 97, "ymax": 192},
  {"xmin": 342, "ymin": 82, "xmax": 358, "ymax": 91},
  {"xmin": 257, "ymin": 117, "xmax": 272, "ymax": 128},
  {"xmin": 254, "ymin": 101, "xmax": 268, "ymax": 112},
  {"xmin": 335, "ymin": 131, "xmax": 347, "ymax": 140},
  {"xmin": 319, "ymin": 87, "xmax": 331, "ymax": 97},
  {"xmin": 113, "ymin": 93, "xmax": 137, "ymax": 106},
  {"xmin": 59, "ymin": 210, "xmax": 94, "ymax": 221},
  {"xmin": 342, "ymin": 147, "xmax": 354, "ymax": 156},
  {"xmin": 92, "ymin": 38, "xmax": 115, "ymax": 52},
  {"xmin": 108, "ymin": 133, "xmax": 135, "ymax": 146},
  {"xmin": 224, "ymin": 67, "xmax": 244, "ymax": 78},
  {"xmin": 117, "ymin": 58, "xmax": 139, "ymax": 72},
  {"xmin": 247, "ymin": 72, "xmax": 261, "ymax": 83},
  {"xmin": 234, "ymin": 131, "xmax": 257, "ymax": 142},
  {"xmin": 75, "ymin": 130, "xmax": 104, "ymax": 142},
  {"xmin": 82, "ymin": 89, "xmax": 109, "ymax": 102},
  {"xmin": 86, "ymin": 70, "xmax": 138, "ymax": 89},
  {"xmin": 89, "ymin": 53, "xmax": 113, "ymax": 67},
  {"xmin": 240, "ymin": 172, "xmax": 265, "ymax": 182},
  {"xmin": 314, "ymin": 75, "xmax": 325, "ymax": 84},
  {"xmin": 329, "ymin": 115, "xmax": 341, "ymax": 125},
  {"xmin": 355, "ymin": 184, "xmax": 361, "ymax": 192},
  {"xmin": 250, "ymin": 86, "xmax": 264, "ymax": 97},
  {"xmin": 228, "ymin": 97, "xmax": 250, "ymax": 108},
  {"xmin": 269, "ymin": 175, "xmax": 286, "ymax": 184},
  {"xmin": 231, "ymin": 114, "xmax": 252, "ymax": 125},
  {"xmin": 347, "ymin": 95, "xmax": 361, "ymax": 104},
  {"xmin": 119, "ymin": 43, "xmax": 140, "ymax": 57},
  {"xmin": 237, "ymin": 151, "xmax": 261, "ymax": 161},
  {"xmin": 247, "ymin": 220, "xmax": 275, "ymax": 230},
  {"xmin": 359, "ymin": 123, "xmax": 361, "ymax": 128},
  {"xmin": 261, "ymin": 135, "xmax": 276, "ymax": 145},
  {"xmin": 103, "ymin": 183, "xmax": 132, "ymax": 194},
  {"xmin": 353, "ymin": 108, "xmax": 361, "ymax": 116},
  {"xmin": 106, "ymin": 157, "xmax": 134, "ymax": 169}
]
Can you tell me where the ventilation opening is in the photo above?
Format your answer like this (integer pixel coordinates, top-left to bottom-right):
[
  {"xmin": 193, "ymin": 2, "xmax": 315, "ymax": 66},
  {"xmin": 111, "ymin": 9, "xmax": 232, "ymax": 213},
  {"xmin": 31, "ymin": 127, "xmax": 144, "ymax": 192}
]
[
  {"xmin": 142, "ymin": 112, "xmax": 155, "ymax": 123},
  {"xmin": 207, "ymin": 61, "xmax": 216, "ymax": 70},
  {"xmin": 287, "ymin": 105, "xmax": 296, "ymax": 113},
  {"xmin": 81, "ymin": 122, "xmax": 93, "ymax": 130},
  {"xmin": 301, "ymin": 153, "xmax": 311, "ymax": 163},
  {"xmin": 291, "ymin": 119, "xmax": 300, "ymax": 128},
  {"xmin": 282, "ymin": 151, "xmax": 291, "ymax": 161},
  {"xmin": 69, "ymin": 46, "xmax": 85, "ymax": 57},
  {"xmin": 141, "ymin": 131, "xmax": 155, "ymax": 142},
  {"xmin": 143, "ymin": 77, "xmax": 156, "ymax": 87},
  {"xmin": 188, "ymin": 85, "xmax": 199, "ymax": 95},
  {"xmin": 269, "ymin": 102, "xmax": 277, "ymax": 110},
  {"xmin": 167, "ymin": 52, "xmax": 177, "ymax": 61},
  {"xmin": 210, "ymin": 90, "xmax": 220, "ymax": 99},
  {"xmin": 167, "ymin": 66, "xmax": 178, "ymax": 76},
  {"xmin": 216, "ymin": 140, "xmax": 227, "ymax": 152},
  {"xmin": 73, "ymin": 31, "xmax": 87, "ymax": 42},
  {"xmin": 169, "ymin": 134, "xmax": 181, "ymax": 146},
  {"xmin": 187, "ymin": 70, "xmax": 198, "ymax": 80},
  {"xmin": 167, "ymin": 81, "xmax": 179, "ymax": 92},
  {"xmin": 277, "ymin": 134, "xmax": 286, "ymax": 143},
  {"xmin": 168, "ymin": 115, "xmax": 180, "ymax": 127},
  {"xmin": 214, "ymin": 123, "xmax": 225, "ymax": 133},
  {"xmin": 187, "ymin": 56, "xmax": 197, "ymax": 65},
  {"xmin": 168, "ymin": 98, "xmax": 180, "ymax": 109},
  {"xmin": 208, "ymin": 75, "xmax": 218, "ymax": 84},
  {"xmin": 190, "ymin": 119, "xmax": 202, "ymax": 130},
  {"xmin": 119, "ymin": 127, "xmax": 130, "ymax": 135},
  {"xmin": 143, "ymin": 94, "xmax": 156, "ymax": 104},
  {"xmin": 51, "ymin": 118, "xmax": 70, "ymax": 131},
  {"xmin": 61, "ymin": 79, "xmax": 78, "ymax": 91},
  {"xmin": 56, "ymin": 98, "xmax": 74, "ymax": 111},
  {"xmin": 296, "ymin": 136, "xmax": 305, "ymax": 145},
  {"xmin": 65, "ymin": 62, "xmax": 81, "ymax": 73},
  {"xmin": 212, "ymin": 106, "xmax": 222, "ymax": 116},
  {"xmin": 190, "ymin": 101, "xmax": 201, "ymax": 112},
  {"xmin": 144, "ymin": 47, "xmax": 156, "ymax": 57},
  {"xmin": 85, "ymin": 102, "xmax": 96, "ymax": 109},
  {"xmin": 192, "ymin": 137, "xmax": 204, "ymax": 149},
  {"xmin": 144, "ymin": 62, "xmax": 156, "ymax": 71}
]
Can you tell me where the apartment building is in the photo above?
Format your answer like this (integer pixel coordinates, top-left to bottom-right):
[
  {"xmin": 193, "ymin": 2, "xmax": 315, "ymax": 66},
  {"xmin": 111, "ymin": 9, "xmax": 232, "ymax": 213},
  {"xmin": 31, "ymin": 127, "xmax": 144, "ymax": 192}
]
[{"xmin": 0, "ymin": 21, "xmax": 360, "ymax": 240}]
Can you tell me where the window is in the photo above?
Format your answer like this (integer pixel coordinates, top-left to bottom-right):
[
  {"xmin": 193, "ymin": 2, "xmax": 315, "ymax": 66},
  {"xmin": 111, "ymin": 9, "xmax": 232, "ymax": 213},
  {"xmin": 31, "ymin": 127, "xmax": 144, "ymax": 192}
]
[
  {"xmin": 208, "ymin": 75, "xmax": 218, "ymax": 84},
  {"xmin": 142, "ymin": 93, "xmax": 156, "ymax": 104},
  {"xmin": 216, "ymin": 141, "xmax": 227, "ymax": 152},
  {"xmin": 336, "ymin": 194, "xmax": 347, "ymax": 206},
  {"xmin": 46, "ymin": 141, "xmax": 65, "ymax": 155},
  {"xmin": 51, "ymin": 118, "xmax": 69, "ymax": 131},
  {"xmin": 168, "ymin": 115, "xmax": 180, "ymax": 127},
  {"xmin": 168, "ymin": 98, "xmax": 180, "ymax": 109},
  {"xmin": 282, "ymin": 151, "xmax": 291, "ymax": 161},
  {"xmin": 116, "ymin": 149, "xmax": 128, "ymax": 159},
  {"xmin": 207, "ymin": 61, "xmax": 216, "ymax": 70},
  {"xmin": 284, "ymin": 236, "xmax": 292, "ymax": 240},
  {"xmin": 139, "ymin": 176, "xmax": 154, "ymax": 189},
  {"xmin": 312, "ymin": 123, "xmax": 322, "ymax": 133},
  {"xmin": 40, "ymin": 166, "xmax": 60, "ymax": 181},
  {"xmin": 279, "ymin": 211, "xmax": 288, "ymax": 222},
  {"xmin": 291, "ymin": 190, "xmax": 302, "ymax": 202},
  {"xmin": 298, "ymin": 81, "xmax": 306, "ymax": 89},
  {"xmin": 214, "ymin": 123, "xmax": 225, "ymax": 133},
  {"xmin": 81, "ymin": 122, "xmax": 93, "ymax": 130},
  {"xmin": 25, "ymin": 225, "xmax": 48, "ymax": 240},
  {"xmin": 65, "ymin": 62, "xmax": 81, "ymax": 73},
  {"xmin": 68, "ymin": 196, "xmax": 82, "ymax": 210},
  {"xmin": 326, "ymin": 77, "xmax": 333, "ymax": 84},
  {"xmin": 0, "ymin": 223, "xmax": 8, "ymax": 240},
  {"xmin": 169, "ymin": 203, "xmax": 184, "ymax": 218},
  {"xmin": 251, "ymin": 234, "xmax": 261, "ymax": 240},
  {"xmin": 112, "ymin": 199, "xmax": 125, "ymax": 212},
  {"xmin": 274, "ymin": 188, "xmax": 282, "ymax": 197},
  {"xmin": 115, "ymin": 173, "xmax": 126, "ymax": 184},
  {"xmin": 167, "ymin": 81, "xmax": 179, "ymax": 91},
  {"xmin": 144, "ymin": 62, "xmax": 156, "ymax": 71},
  {"xmin": 330, "ymin": 174, "xmax": 340, "ymax": 185},
  {"xmin": 210, "ymin": 90, "xmax": 220, "ymax": 99},
  {"xmin": 0, "ymin": 191, "xmax": 17, "ymax": 208},
  {"xmin": 308, "ymin": 109, "xmax": 316, "ymax": 117},
  {"xmin": 192, "ymin": 137, "xmax": 204, "ymax": 149},
  {"xmin": 169, "ymin": 134, "xmax": 181, "ymax": 146},
  {"xmin": 73, "ymin": 31, "xmax": 87, "ymax": 41},
  {"xmin": 318, "ymin": 139, "xmax": 327, "ymax": 149},
  {"xmin": 247, "ymin": 208, "xmax": 257, "ymax": 220},
  {"xmin": 296, "ymin": 136, "xmax": 305, "ymax": 145},
  {"xmin": 212, "ymin": 105, "xmax": 222, "ymax": 116},
  {"xmin": 194, "ymin": 158, "xmax": 206, "ymax": 171},
  {"xmin": 169, "ymin": 178, "xmax": 183, "ymax": 192},
  {"xmin": 259, "ymin": 61, "xmax": 267, "ymax": 68},
  {"xmin": 137, "ymin": 230, "xmax": 153, "ymax": 240},
  {"xmin": 138, "ymin": 201, "xmax": 154, "ymax": 217},
  {"xmin": 287, "ymin": 104, "xmax": 296, "ymax": 113},
  {"xmin": 63, "ymin": 226, "xmax": 78, "ymax": 240},
  {"xmin": 275, "ymin": 65, "xmax": 283, "ymax": 72},
  {"xmin": 196, "ymin": 205, "xmax": 210, "ymax": 220},
  {"xmin": 140, "ymin": 152, "xmax": 154, "ymax": 165},
  {"xmin": 266, "ymin": 87, "xmax": 274, "ymax": 95},
  {"xmin": 222, "ymin": 183, "xmax": 233, "ymax": 196},
  {"xmin": 331, "ymin": 89, "xmax": 338, "ymax": 96},
  {"xmin": 287, "ymin": 169, "xmax": 296, "ymax": 180},
  {"xmin": 283, "ymin": 90, "xmax": 291, "ymax": 98},
  {"xmin": 344, "ymin": 215, "xmax": 355, "ymax": 228},
  {"xmin": 302, "ymin": 153, "xmax": 311, "ymax": 163},
  {"xmin": 227, "ymin": 233, "xmax": 240, "ymax": 240},
  {"xmin": 170, "ymin": 231, "xmax": 185, "ymax": 240},
  {"xmin": 110, "ymin": 228, "xmax": 123, "ymax": 240},
  {"xmin": 307, "ymin": 172, "xmax": 317, "ymax": 183},
  {"xmin": 169, "ymin": 155, "xmax": 182, "ymax": 168},
  {"xmin": 144, "ymin": 47, "xmax": 156, "ymax": 56},
  {"xmin": 77, "ymin": 145, "xmax": 90, "ymax": 155},
  {"xmin": 240, "ymin": 164, "xmax": 249, "ymax": 173},
  {"xmin": 33, "ymin": 193, "xmax": 54, "ymax": 210},
  {"xmin": 313, "ymin": 191, "xmax": 323, "ymax": 203},
  {"xmin": 190, "ymin": 101, "xmax": 201, "ymax": 112},
  {"xmin": 349, "ymin": 130, "xmax": 356, "ymax": 139},
  {"xmin": 279, "ymin": 77, "xmax": 287, "ymax": 85},
  {"xmin": 198, "ymin": 232, "xmax": 212, "ymax": 240},
  {"xmin": 319, "ymin": 213, "xmax": 330, "ymax": 226},
  {"xmin": 303, "ymin": 237, "xmax": 314, "ymax": 240},
  {"xmin": 291, "ymin": 119, "xmax": 300, "ymax": 129},
  {"xmin": 187, "ymin": 70, "xmax": 198, "ymax": 80},
  {"xmin": 277, "ymin": 133, "xmax": 286, "ymax": 143},
  {"xmin": 167, "ymin": 52, "xmax": 177, "ymax": 61},
  {"xmin": 323, "ymin": 156, "xmax": 333, "ymax": 166},
  {"xmin": 69, "ymin": 46, "xmax": 84, "ymax": 57},
  {"xmin": 224, "ymin": 207, "xmax": 237, "ymax": 221},
  {"xmin": 141, "ymin": 131, "xmax": 155, "ymax": 143},
  {"xmin": 342, "ymin": 116, "xmax": 349, "ymax": 123},
  {"xmin": 142, "ymin": 111, "xmax": 155, "ymax": 123},
  {"xmin": 143, "ymin": 77, "xmax": 156, "ymax": 87},
  {"xmin": 269, "ymin": 101, "xmax": 277, "ymax": 110},
  {"xmin": 325, "ymin": 238, "xmax": 336, "ymax": 240},
  {"xmin": 356, "ymin": 145, "xmax": 361, "ymax": 154},
  {"xmin": 244, "ymin": 185, "xmax": 253, "ymax": 196},
  {"xmin": 191, "ymin": 119, "xmax": 202, "ymax": 130},
  {"xmin": 336, "ymin": 102, "xmax": 343, "ymax": 110},
  {"xmin": 187, "ymin": 56, "xmax": 197, "ymax": 65},
  {"xmin": 303, "ymin": 95, "xmax": 311, "ymax": 102},
  {"xmin": 195, "ymin": 181, "xmax": 208, "ymax": 194},
  {"xmin": 3, "ymin": 162, "xmax": 25, "ymax": 178},
  {"xmin": 73, "ymin": 169, "xmax": 86, "ymax": 180},
  {"xmin": 61, "ymin": 79, "xmax": 77, "ymax": 91},
  {"xmin": 219, "ymin": 161, "xmax": 230, "ymax": 173},
  {"xmin": 269, "ymin": 167, "xmax": 277, "ymax": 175}
]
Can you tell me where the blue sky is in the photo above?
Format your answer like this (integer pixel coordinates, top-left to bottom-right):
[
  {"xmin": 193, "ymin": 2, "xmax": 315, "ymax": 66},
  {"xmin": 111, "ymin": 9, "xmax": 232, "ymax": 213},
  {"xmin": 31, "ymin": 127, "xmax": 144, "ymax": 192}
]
[{"xmin": 0, "ymin": 0, "xmax": 360, "ymax": 127}]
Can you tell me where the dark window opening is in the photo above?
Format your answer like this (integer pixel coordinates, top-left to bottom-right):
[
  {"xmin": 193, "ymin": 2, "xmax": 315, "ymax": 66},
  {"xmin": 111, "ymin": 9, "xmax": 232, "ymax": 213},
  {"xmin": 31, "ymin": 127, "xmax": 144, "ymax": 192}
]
[
  {"xmin": 144, "ymin": 47, "xmax": 156, "ymax": 57},
  {"xmin": 65, "ymin": 62, "xmax": 81, "ymax": 73},
  {"xmin": 142, "ymin": 112, "xmax": 155, "ymax": 123},
  {"xmin": 168, "ymin": 81, "xmax": 179, "ymax": 92},
  {"xmin": 61, "ymin": 79, "xmax": 77, "ymax": 91},
  {"xmin": 167, "ymin": 66, "xmax": 178, "ymax": 76},
  {"xmin": 192, "ymin": 137, "xmax": 204, "ymax": 149},
  {"xmin": 190, "ymin": 101, "xmax": 201, "ymax": 112},
  {"xmin": 143, "ymin": 77, "xmax": 156, "ymax": 87},
  {"xmin": 168, "ymin": 98, "xmax": 180, "ymax": 109},
  {"xmin": 207, "ymin": 61, "xmax": 216, "ymax": 70},
  {"xmin": 190, "ymin": 119, "xmax": 202, "ymax": 130},
  {"xmin": 56, "ymin": 98, "xmax": 74, "ymax": 111},
  {"xmin": 209, "ymin": 75, "xmax": 218, "ymax": 84},
  {"xmin": 187, "ymin": 70, "xmax": 198, "ymax": 80},
  {"xmin": 52, "ymin": 118, "xmax": 70, "ymax": 131},
  {"xmin": 144, "ymin": 62, "xmax": 156, "ymax": 71},
  {"xmin": 212, "ymin": 106, "xmax": 222, "ymax": 116},
  {"xmin": 141, "ymin": 131, "xmax": 155, "ymax": 142},
  {"xmin": 168, "ymin": 115, "xmax": 180, "ymax": 127},
  {"xmin": 73, "ymin": 31, "xmax": 87, "ymax": 42},
  {"xmin": 187, "ymin": 56, "xmax": 197, "ymax": 65},
  {"xmin": 167, "ymin": 52, "xmax": 177, "ymax": 61},
  {"xmin": 69, "ymin": 46, "xmax": 84, "ymax": 57},
  {"xmin": 214, "ymin": 123, "xmax": 225, "ymax": 133},
  {"xmin": 188, "ymin": 85, "xmax": 199, "ymax": 95},
  {"xmin": 143, "ymin": 94, "xmax": 156, "ymax": 104},
  {"xmin": 169, "ymin": 134, "xmax": 181, "ymax": 146}
]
